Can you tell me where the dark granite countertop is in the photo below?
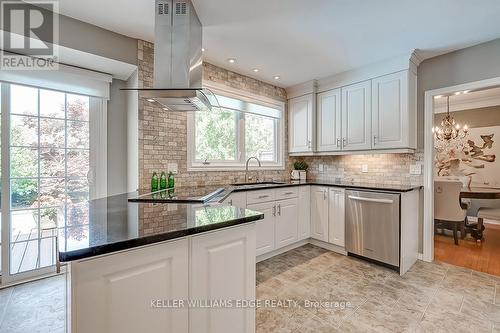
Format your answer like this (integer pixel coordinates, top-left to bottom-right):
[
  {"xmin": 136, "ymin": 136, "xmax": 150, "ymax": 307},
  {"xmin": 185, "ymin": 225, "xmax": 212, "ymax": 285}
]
[
  {"xmin": 58, "ymin": 192, "xmax": 263, "ymax": 262},
  {"xmin": 231, "ymin": 180, "xmax": 422, "ymax": 193}
]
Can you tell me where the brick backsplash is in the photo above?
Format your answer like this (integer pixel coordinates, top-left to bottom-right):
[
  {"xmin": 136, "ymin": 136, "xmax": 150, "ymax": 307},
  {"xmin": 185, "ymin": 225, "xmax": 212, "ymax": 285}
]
[{"xmin": 137, "ymin": 40, "xmax": 289, "ymax": 189}]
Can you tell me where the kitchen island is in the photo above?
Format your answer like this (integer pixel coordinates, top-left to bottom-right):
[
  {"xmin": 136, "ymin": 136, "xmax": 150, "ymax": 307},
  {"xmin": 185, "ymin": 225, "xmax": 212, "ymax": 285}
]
[{"xmin": 60, "ymin": 192, "xmax": 264, "ymax": 333}]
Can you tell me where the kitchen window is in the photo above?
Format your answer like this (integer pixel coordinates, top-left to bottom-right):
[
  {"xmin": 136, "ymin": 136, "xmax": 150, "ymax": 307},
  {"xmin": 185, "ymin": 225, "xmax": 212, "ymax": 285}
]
[{"xmin": 188, "ymin": 86, "xmax": 284, "ymax": 170}]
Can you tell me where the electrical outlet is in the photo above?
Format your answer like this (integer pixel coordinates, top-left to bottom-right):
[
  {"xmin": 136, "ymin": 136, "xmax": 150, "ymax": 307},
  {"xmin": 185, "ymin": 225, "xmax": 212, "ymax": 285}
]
[
  {"xmin": 168, "ymin": 163, "xmax": 178, "ymax": 174},
  {"xmin": 318, "ymin": 164, "xmax": 324, "ymax": 172},
  {"xmin": 362, "ymin": 164, "xmax": 368, "ymax": 173},
  {"xmin": 410, "ymin": 164, "xmax": 422, "ymax": 175}
]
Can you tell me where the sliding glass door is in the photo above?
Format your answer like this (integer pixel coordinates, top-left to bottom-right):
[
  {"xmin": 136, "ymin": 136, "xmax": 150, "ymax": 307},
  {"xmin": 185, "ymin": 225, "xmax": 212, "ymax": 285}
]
[{"xmin": 1, "ymin": 82, "xmax": 91, "ymax": 283}]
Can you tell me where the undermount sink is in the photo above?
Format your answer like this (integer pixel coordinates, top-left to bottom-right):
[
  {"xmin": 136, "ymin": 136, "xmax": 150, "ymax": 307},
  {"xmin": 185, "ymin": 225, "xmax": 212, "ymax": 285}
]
[{"xmin": 231, "ymin": 181, "xmax": 286, "ymax": 189}]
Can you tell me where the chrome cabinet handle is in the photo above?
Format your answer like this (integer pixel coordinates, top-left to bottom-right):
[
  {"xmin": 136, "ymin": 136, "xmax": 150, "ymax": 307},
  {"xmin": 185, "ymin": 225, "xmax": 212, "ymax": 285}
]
[
  {"xmin": 342, "ymin": 138, "xmax": 347, "ymax": 147},
  {"xmin": 336, "ymin": 138, "xmax": 340, "ymax": 147},
  {"xmin": 258, "ymin": 195, "xmax": 270, "ymax": 199},
  {"xmin": 228, "ymin": 199, "xmax": 233, "ymax": 205},
  {"xmin": 323, "ymin": 189, "xmax": 327, "ymax": 200},
  {"xmin": 373, "ymin": 135, "xmax": 377, "ymax": 145},
  {"xmin": 284, "ymin": 191, "xmax": 295, "ymax": 195},
  {"xmin": 272, "ymin": 205, "xmax": 276, "ymax": 216},
  {"xmin": 307, "ymin": 140, "xmax": 311, "ymax": 148},
  {"xmin": 277, "ymin": 204, "xmax": 281, "ymax": 216}
]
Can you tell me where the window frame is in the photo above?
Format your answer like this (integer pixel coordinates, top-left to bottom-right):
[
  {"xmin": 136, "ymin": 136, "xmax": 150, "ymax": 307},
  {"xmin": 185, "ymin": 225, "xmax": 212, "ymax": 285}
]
[{"xmin": 187, "ymin": 83, "xmax": 285, "ymax": 171}]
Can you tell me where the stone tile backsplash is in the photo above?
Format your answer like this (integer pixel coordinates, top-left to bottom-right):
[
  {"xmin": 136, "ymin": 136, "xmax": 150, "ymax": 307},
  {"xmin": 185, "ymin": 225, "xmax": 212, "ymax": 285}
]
[{"xmin": 290, "ymin": 152, "xmax": 424, "ymax": 186}]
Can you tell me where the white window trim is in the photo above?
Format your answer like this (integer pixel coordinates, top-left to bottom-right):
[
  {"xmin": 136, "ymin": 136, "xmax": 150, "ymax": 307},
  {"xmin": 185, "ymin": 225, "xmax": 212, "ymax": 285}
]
[{"xmin": 187, "ymin": 82, "xmax": 285, "ymax": 171}]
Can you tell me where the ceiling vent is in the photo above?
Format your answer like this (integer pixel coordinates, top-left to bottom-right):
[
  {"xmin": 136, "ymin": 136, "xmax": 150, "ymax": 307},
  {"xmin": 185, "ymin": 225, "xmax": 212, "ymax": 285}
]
[{"xmin": 175, "ymin": 2, "xmax": 188, "ymax": 15}]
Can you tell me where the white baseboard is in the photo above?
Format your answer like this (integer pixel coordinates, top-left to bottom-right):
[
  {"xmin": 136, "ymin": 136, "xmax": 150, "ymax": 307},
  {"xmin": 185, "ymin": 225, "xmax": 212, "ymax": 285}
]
[
  {"xmin": 256, "ymin": 238, "xmax": 348, "ymax": 263},
  {"xmin": 257, "ymin": 239, "xmax": 309, "ymax": 263},
  {"xmin": 417, "ymin": 253, "xmax": 423, "ymax": 260},
  {"xmin": 308, "ymin": 238, "xmax": 347, "ymax": 256}
]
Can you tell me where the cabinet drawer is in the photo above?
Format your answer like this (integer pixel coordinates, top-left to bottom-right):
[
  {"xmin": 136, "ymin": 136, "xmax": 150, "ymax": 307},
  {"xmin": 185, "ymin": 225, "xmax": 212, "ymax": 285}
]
[
  {"xmin": 275, "ymin": 187, "xmax": 298, "ymax": 200},
  {"xmin": 247, "ymin": 189, "xmax": 276, "ymax": 204}
]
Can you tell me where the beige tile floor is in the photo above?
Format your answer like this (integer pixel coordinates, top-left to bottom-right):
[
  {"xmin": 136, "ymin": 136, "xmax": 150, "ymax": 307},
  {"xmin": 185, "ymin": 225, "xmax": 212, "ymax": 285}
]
[
  {"xmin": 1, "ymin": 245, "xmax": 500, "ymax": 332},
  {"xmin": 256, "ymin": 244, "xmax": 500, "ymax": 333}
]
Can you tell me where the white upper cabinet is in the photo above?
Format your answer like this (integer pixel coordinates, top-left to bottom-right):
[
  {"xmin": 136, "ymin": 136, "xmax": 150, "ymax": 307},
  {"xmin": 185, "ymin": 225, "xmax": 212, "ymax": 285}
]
[
  {"xmin": 341, "ymin": 81, "xmax": 372, "ymax": 151},
  {"xmin": 372, "ymin": 71, "xmax": 416, "ymax": 149},
  {"xmin": 288, "ymin": 94, "xmax": 314, "ymax": 153},
  {"xmin": 317, "ymin": 88, "xmax": 342, "ymax": 151}
]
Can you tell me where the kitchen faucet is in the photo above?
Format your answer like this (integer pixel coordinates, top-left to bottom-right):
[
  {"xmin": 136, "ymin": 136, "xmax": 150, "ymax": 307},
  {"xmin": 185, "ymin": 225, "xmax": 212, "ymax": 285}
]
[{"xmin": 245, "ymin": 157, "xmax": 262, "ymax": 183}]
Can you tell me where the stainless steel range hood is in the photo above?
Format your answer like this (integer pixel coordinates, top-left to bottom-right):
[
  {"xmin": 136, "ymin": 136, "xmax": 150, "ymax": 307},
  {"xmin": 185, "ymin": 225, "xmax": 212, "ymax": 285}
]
[{"xmin": 124, "ymin": 0, "xmax": 216, "ymax": 111}]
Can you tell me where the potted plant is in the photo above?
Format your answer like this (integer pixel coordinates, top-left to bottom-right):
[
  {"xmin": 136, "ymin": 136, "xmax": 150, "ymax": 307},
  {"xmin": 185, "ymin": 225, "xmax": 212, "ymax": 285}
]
[{"xmin": 292, "ymin": 160, "xmax": 309, "ymax": 181}]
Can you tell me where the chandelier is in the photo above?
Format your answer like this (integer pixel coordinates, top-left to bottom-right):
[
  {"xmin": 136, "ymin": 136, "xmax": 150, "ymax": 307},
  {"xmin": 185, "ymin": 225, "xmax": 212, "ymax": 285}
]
[{"xmin": 433, "ymin": 95, "xmax": 469, "ymax": 151}]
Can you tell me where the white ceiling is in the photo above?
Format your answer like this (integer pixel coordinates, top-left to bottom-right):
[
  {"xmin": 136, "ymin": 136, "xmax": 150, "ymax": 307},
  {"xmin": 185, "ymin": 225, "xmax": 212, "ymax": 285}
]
[{"xmin": 57, "ymin": 0, "xmax": 500, "ymax": 87}]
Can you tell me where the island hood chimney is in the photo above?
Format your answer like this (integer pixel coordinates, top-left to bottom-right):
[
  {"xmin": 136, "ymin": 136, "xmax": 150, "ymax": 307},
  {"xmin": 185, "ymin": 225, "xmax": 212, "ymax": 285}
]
[{"xmin": 125, "ymin": 0, "xmax": 216, "ymax": 111}]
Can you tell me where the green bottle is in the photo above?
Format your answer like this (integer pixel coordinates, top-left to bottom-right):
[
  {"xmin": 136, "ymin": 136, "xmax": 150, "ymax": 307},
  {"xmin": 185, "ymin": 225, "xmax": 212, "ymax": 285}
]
[
  {"xmin": 151, "ymin": 172, "xmax": 159, "ymax": 192},
  {"xmin": 159, "ymin": 171, "xmax": 167, "ymax": 190},
  {"xmin": 168, "ymin": 172, "xmax": 175, "ymax": 189}
]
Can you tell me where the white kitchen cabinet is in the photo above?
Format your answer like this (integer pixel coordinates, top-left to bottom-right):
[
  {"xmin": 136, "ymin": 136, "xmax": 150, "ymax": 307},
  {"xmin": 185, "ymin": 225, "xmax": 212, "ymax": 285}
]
[
  {"xmin": 190, "ymin": 224, "xmax": 256, "ymax": 333},
  {"xmin": 298, "ymin": 186, "xmax": 311, "ymax": 240},
  {"xmin": 69, "ymin": 239, "xmax": 189, "ymax": 333},
  {"xmin": 372, "ymin": 71, "xmax": 416, "ymax": 149},
  {"xmin": 223, "ymin": 191, "xmax": 247, "ymax": 208},
  {"xmin": 328, "ymin": 188, "xmax": 345, "ymax": 247},
  {"xmin": 275, "ymin": 198, "xmax": 299, "ymax": 248},
  {"xmin": 317, "ymin": 88, "xmax": 342, "ymax": 151},
  {"xmin": 310, "ymin": 186, "xmax": 329, "ymax": 242},
  {"xmin": 248, "ymin": 201, "xmax": 276, "ymax": 256},
  {"xmin": 289, "ymin": 94, "xmax": 315, "ymax": 153},
  {"xmin": 341, "ymin": 81, "xmax": 372, "ymax": 151}
]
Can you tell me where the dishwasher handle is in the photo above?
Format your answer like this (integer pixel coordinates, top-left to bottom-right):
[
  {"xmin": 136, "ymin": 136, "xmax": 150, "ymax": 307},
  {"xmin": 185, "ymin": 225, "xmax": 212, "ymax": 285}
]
[{"xmin": 348, "ymin": 195, "xmax": 394, "ymax": 204}]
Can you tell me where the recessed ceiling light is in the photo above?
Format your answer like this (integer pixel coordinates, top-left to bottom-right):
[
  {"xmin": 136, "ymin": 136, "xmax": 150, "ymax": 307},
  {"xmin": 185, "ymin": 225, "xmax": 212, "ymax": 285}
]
[
  {"xmin": 434, "ymin": 95, "xmax": 444, "ymax": 99},
  {"xmin": 147, "ymin": 99, "xmax": 155, "ymax": 102},
  {"xmin": 227, "ymin": 58, "xmax": 236, "ymax": 64},
  {"xmin": 463, "ymin": 90, "xmax": 470, "ymax": 94},
  {"xmin": 252, "ymin": 68, "xmax": 259, "ymax": 73},
  {"xmin": 163, "ymin": 107, "xmax": 169, "ymax": 111},
  {"xmin": 454, "ymin": 91, "xmax": 461, "ymax": 95},
  {"xmin": 274, "ymin": 75, "xmax": 280, "ymax": 80},
  {"xmin": 201, "ymin": 48, "xmax": 205, "ymax": 52}
]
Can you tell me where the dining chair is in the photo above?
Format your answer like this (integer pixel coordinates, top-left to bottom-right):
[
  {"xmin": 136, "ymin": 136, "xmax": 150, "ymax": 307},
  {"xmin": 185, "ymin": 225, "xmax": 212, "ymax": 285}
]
[
  {"xmin": 476, "ymin": 207, "xmax": 500, "ymax": 241},
  {"xmin": 434, "ymin": 180, "xmax": 468, "ymax": 245}
]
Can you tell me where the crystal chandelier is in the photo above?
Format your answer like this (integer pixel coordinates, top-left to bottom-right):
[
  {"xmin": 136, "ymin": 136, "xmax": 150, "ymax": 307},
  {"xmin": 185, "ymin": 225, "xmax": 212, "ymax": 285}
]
[{"xmin": 433, "ymin": 95, "xmax": 469, "ymax": 152}]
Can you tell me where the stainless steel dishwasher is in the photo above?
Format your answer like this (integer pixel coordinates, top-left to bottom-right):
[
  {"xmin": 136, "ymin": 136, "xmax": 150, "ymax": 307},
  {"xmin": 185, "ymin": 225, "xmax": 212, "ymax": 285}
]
[{"xmin": 345, "ymin": 190, "xmax": 400, "ymax": 270}]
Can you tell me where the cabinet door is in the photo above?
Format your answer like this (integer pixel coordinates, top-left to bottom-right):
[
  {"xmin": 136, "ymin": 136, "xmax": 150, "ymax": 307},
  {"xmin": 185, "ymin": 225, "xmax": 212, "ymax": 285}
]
[
  {"xmin": 298, "ymin": 186, "xmax": 311, "ymax": 240},
  {"xmin": 372, "ymin": 71, "xmax": 408, "ymax": 149},
  {"xmin": 317, "ymin": 89, "xmax": 342, "ymax": 151},
  {"xmin": 71, "ymin": 239, "xmax": 189, "ymax": 333},
  {"xmin": 223, "ymin": 191, "xmax": 247, "ymax": 208},
  {"xmin": 341, "ymin": 81, "xmax": 372, "ymax": 151},
  {"xmin": 275, "ymin": 198, "xmax": 299, "ymax": 248},
  {"xmin": 289, "ymin": 94, "xmax": 314, "ymax": 153},
  {"xmin": 328, "ymin": 188, "xmax": 345, "ymax": 247},
  {"xmin": 190, "ymin": 224, "xmax": 256, "ymax": 333},
  {"xmin": 310, "ymin": 186, "xmax": 329, "ymax": 242},
  {"xmin": 248, "ymin": 201, "xmax": 276, "ymax": 256}
]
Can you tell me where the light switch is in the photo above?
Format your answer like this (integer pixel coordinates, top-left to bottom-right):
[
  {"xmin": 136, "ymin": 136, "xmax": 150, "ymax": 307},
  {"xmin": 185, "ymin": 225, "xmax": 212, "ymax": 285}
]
[
  {"xmin": 168, "ymin": 163, "xmax": 178, "ymax": 174},
  {"xmin": 362, "ymin": 164, "xmax": 368, "ymax": 173},
  {"xmin": 318, "ymin": 164, "xmax": 324, "ymax": 172}
]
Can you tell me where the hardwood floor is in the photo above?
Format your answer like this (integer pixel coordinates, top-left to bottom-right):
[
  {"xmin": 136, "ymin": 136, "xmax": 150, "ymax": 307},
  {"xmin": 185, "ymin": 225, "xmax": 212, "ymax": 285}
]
[{"xmin": 435, "ymin": 222, "xmax": 500, "ymax": 276}]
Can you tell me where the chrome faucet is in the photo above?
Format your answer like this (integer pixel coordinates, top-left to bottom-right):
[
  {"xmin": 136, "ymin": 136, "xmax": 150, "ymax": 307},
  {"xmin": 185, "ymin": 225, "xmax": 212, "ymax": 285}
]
[{"xmin": 245, "ymin": 157, "xmax": 262, "ymax": 183}]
